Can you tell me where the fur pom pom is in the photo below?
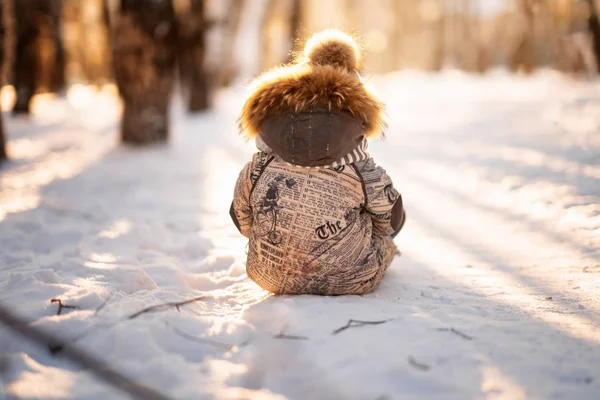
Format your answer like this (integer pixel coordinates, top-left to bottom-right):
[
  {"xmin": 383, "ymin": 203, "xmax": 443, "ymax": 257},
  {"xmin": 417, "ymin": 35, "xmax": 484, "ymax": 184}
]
[{"xmin": 304, "ymin": 30, "xmax": 360, "ymax": 72}]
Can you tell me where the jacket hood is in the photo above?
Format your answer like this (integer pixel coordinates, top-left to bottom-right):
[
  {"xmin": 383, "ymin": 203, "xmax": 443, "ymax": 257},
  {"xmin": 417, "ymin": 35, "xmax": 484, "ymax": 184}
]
[
  {"xmin": 256, "ymin": 108, "xmax": 371, "ymax": 168},
  {"xmin": 238, "ymin": 30, "xmax": 387, "ymax": 164}
]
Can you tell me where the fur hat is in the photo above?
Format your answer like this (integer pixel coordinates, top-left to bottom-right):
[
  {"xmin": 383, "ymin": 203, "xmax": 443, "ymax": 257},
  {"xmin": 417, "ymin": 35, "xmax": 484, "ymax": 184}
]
[{"xmin": 239, "ymin": 30, "xmax": 386, "ymax": 139}]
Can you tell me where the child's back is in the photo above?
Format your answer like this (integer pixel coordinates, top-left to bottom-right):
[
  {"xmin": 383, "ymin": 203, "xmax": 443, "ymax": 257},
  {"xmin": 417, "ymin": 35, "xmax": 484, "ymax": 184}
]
[{"xmin": 231, "ymin": 30, "xmax": 405, "ymax": 295}]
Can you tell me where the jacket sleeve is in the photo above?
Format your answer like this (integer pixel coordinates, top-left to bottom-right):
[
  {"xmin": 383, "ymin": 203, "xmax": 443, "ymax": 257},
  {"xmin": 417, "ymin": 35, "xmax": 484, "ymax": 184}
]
[
  {"xmin": 230, "ymin": 152, "xmax": 274, "ymax": 237},
  {"xmin": 230, "ymin": 160, "xmax": 255, "ymax": 238},
  {"xmin": 359, "ymin": 159, "xmax": 405, "ymax": 237}
]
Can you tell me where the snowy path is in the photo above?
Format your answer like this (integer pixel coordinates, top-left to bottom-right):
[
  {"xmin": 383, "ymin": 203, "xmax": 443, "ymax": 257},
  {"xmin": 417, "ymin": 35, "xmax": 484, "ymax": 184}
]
[{"xmin": 0, "ymin": 72, "xmax": 599, "ymax": 400}]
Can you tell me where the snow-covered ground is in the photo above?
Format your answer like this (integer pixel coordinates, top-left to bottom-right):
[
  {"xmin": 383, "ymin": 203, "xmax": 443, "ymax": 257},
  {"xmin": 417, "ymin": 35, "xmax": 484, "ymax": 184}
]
[{"xmin": 0, "ymin": 70, "xmax": 599, "ymax": 400}]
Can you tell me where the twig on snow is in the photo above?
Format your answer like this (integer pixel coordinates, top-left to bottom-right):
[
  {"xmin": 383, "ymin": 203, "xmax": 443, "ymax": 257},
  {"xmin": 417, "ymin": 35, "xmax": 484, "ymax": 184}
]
[
  {"xmin": 332, "ymin": 319, "xmax": 388, "ymax": 335},
  {"xmin": 274, "ymin": 326, "xmax": 308, "ymax": 340},
  {"xmin": 39, "ymin": 204, "xmax": 101, "ymax": 222},
  {"xmin": 407, "ymin": 356, "xmax": 430, "ymax": 371},
  {"xmin": 273, "ymin": 333, "xmax": 309, "ymax": 340},
  {"xmin": 173, "ymin": 328, "xmax": 239, "ymax": 350},
  {"xmin": 128, "ymin": 296, "xmax": 206, "ymax": 320},
  {"xmin": 50, "ymin": 299, "xmax": 78, "ymax": 316},
  {"xmin": 437, "ymin": 327, "xmax": 474, "ymax": 341},
  {"xmin": 94, "ymin": 292, "xmax": 114, "ymax": 316}
]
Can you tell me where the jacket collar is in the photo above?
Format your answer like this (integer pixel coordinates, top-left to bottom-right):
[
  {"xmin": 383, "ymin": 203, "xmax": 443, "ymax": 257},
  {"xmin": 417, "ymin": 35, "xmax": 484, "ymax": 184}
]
[{"xmin": 256, "ymin": 136, "xmax": 369, "ymax": 169}]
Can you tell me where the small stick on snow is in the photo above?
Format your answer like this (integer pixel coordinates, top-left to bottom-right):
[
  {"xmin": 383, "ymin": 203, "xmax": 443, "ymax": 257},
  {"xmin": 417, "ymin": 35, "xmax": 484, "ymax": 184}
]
[
  {"xmin": 173, "ymin": 328, "xmax": 237, "ymax": 350},
  {"xmin": 94, "ymin": 293, "xmax": 114, "ymax": 316},
  {"xmin": 39, "ymin": 204, "xmax": 102, "ymax": 222},
  {"xmin": 128, "ymin": 296, "xmax": 206, "ymax": 319},
  {"xmin": 437, "ymin": 327, "xmax": 474, "ymax": 341},
  {"xmin": 332, "ymin": 319, "xmax": 388, "ymax": 335},
  {"xmin": 50, "ymin": 299, "xmax": 78, "ymax": 316},
  {"xmin": 274, "ymin": 327, "xmax": 309, "ymax": 340},
  {"xmin": 407, "ymin": 356, "xmax": 430, "ymax": 371},
  {"xmin": 273, "ymin": 333, "xmax": 309, "ymax": 340}
]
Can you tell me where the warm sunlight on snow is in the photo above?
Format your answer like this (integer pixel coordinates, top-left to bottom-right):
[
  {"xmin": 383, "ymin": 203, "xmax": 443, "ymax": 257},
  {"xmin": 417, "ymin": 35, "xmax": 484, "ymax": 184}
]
[
  {"xmin": 481, "ymin": 366, "xmax": 530, "ymax": 400},
  {"xmin": 1, "ymin": 72, "xmax": 598, "ymax": 399},
  {"xmin": 0, "ymin": 85, "xmax": 15, "ymax": 111},
  {"xmin": 84, "ymin": 252, "xmax": 119, "ymax": 270},
  {"xmin": 98, "ymin": 218, "xmax": 133, "ymax": 239},
  {"xmin": 403, "ymin": 223, "xmax": 600, "ymax": 345},
  {"xmin": 6, "ymin": 356, "xmax": 74, "ymax": 399},
  {"xmin": 0, "ymin": 85, "xmax": 118, "ymax": 222}
]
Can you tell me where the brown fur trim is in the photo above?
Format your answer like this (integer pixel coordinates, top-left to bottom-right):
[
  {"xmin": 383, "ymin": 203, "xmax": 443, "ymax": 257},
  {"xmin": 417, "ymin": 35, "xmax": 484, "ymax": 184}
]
[
  {"xmin": 304, "ymin": 29, "xmax": 360, "ymax": 72},
  {"xmin": 239, "ymin": 63, "xmax": 386, "ymax": 139}
]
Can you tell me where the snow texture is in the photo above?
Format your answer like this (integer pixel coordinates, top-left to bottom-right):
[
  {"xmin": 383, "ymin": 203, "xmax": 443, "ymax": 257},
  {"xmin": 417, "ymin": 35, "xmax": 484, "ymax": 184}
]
[{"xmin": 0, "ymin": 71, "xmax": 599, "ymax": 400}]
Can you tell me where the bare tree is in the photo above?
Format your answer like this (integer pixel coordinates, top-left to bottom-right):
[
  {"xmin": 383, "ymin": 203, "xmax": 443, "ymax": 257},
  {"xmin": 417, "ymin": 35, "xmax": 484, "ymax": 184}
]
[
  {"xmin": 12, "ymin": 0, "xmax": 64, "ymax": 113},
  {"xmin": 286, "ymin": 0, "xmax": 302, "ymax": 62},
  {"xmin": 262, "ymin": 0, "xmax": 302, "ymax": 69},
  {"xmin": 260, "ymin": 0, "xmax": 275, "ymax": 71},
  {"xmin": 432, "ymin": 0, "xmax": 446, "ymax": 71},
  {"xmin": 509, "ymin": 0, "xmax": 535, "ymax": 73},
  {"xmin": 177, "ymin": 0, "xmax": 211, "ymax": 112},
  {"xmin": 390, "ymin": 0, "xmax": 405, "ymax": 70},
  {"xmin": 63, "ymin": 0, "xmax": 111, "ymax": 86},
  {"xmin": 113, "ymin": 0, "xmax": 178, "ymax": 144},
  {"xmin": 588, "ymin": 0, "xmax": 600, "ymax": 72},
  {"xmin": 0, "ymin": 0, "xmax": 6, "ymax": 160},
  {"xmin": 13, "ymin": 0, "xmax": 39, "ymax": 113},
  {"xmin": 50, "ymin": 0, "xmax": 65, "ymax": 92},
  {"xmin": 216, "ymin": 0, "xmax": 244, "ymax": 87}
]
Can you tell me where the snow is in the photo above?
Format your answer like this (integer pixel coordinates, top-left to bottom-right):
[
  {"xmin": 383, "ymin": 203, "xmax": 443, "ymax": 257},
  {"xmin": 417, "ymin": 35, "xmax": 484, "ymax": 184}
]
[{"xmin": 1, "ymin": 70, "xmax": 599, "ymax": 400}]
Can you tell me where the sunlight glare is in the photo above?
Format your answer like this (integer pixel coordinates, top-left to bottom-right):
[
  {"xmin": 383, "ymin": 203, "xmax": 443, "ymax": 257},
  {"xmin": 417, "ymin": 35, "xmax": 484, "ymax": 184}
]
[
  {"xmin": 67, "ymin": 84, "xmax": 95, "ymax": 110},
  {"xmin": 84, "ymin": 252, "xmax": 119, "ymax": 270},
  {"xmin": 481, "ymin": 365, "xmax": 532, "ymax": 400},
  {"xmin": 0, "ymin": 190, "xmax": 40, "ymax": 222},
  {"xmin": 7, "ymin": 355, "xmax": 74, "ymax": 399},
  {"xmin": 1, "ymin": 85, "xmax": 15, "ymax": 110},
  {"xmin": 207, "ymin": 358, "xmax": 248, "ymax": 382},
  {"xmin": 98, "ymin": 218, "xmax": 133, "ymax": 239}
]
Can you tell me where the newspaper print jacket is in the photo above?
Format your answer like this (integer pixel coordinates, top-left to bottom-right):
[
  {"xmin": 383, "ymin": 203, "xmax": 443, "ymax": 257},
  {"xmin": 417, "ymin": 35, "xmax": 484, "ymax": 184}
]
[{"xmin": 230, "ymin": 141, "xmax": 404, "ymax": 295}]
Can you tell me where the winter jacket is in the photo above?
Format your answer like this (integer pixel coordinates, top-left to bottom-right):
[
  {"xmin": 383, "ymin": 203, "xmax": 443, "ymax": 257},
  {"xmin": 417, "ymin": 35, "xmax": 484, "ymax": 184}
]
[{"xmin": 231, "ymin": 30, "xmax": 404, "ymax": 295}]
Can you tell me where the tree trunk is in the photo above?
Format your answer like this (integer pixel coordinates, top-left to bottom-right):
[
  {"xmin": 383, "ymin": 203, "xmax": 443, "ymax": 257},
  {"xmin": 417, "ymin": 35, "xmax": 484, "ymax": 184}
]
[
  {"xmin": 177, "ymin": 0, "xmax": 211, "ymax": 112},
  {"xmin": 51, "ymin": 0, "xmax": 65, "ymax": 92},
  {"xmin": 0, "ymin": 0, "xmax": 6, "ymax": 160},
  {"xmin": 12, "ymin": 0, "xmax": 64, "ymax": 113},
  {"xmin": 286, "ymin": 0, "xmax": 302, "ymax": 63},
  {"xmin": 102, "ymin": 0, "xmax": 110, "ymax": 28},
  {"xmin": 509, "ymin": 0, "xmax": 535, "ymax": 74},
  {"xmin": 260, "ymin": 0, "xmax": 275, "ymax": 71},
  {"xmin": 431, "ymin": 0, "xmax": 445, "ymax": 71},
  {"xmin": 217, "ymin": 0, "xmax": 244, "ymax": 87},
  {"xmin": 391, "ymin": 0, "xmax": 405, "ymax": 71},
  {"xmin": 113, "ymin": 0, "xmax": 178, "ymax": 144},
  {"xmin": 13, "ymin": 0, "xmax": 38, "ymax": 113},
  {"xmin": 0, "ymin": 111, "xmax": 5, "ymax": 159},
  {"xmin": 459, "ymin": 0, "xmax": 472, "ymax": 71},
  {"xmin": 588, "ymin": 0, "xmax": 600, "ymax": 73}
]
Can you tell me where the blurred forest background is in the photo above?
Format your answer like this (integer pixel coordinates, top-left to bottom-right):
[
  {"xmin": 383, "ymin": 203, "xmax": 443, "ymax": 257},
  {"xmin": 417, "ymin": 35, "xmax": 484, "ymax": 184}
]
[{"xmin": 0, "ymin": 0, "xmax": 599, "ymax": 155}]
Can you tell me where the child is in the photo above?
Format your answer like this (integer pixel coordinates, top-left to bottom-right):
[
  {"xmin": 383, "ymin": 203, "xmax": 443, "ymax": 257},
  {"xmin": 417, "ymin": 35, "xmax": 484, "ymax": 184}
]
[{"xmin": 230, "ymin": 30, "xmax": 405, "ymax": 295}]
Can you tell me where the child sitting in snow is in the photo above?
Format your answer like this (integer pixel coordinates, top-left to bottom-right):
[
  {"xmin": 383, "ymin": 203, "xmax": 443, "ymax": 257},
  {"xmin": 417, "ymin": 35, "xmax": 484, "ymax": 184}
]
[{"xmin": 230, "ymin": 30, "xmax": 405, "ymax": 295}]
